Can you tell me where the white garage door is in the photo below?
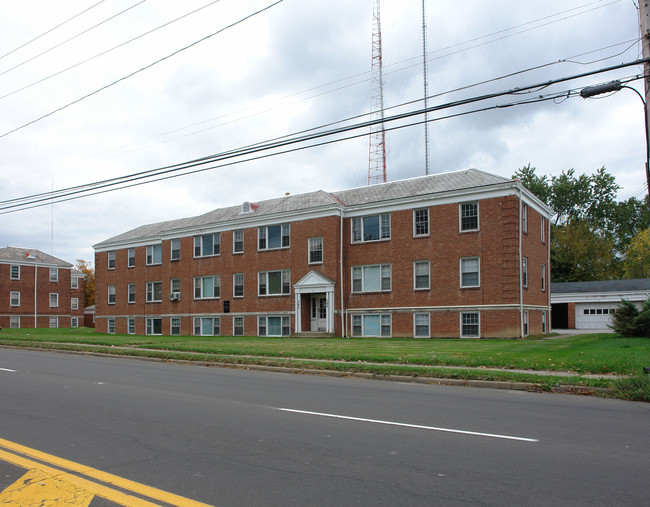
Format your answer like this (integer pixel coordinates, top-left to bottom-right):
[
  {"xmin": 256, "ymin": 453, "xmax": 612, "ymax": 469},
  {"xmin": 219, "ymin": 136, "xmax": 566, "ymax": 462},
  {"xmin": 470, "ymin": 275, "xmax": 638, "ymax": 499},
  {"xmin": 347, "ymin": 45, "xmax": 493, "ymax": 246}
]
[{"xmin": 575, "ymin": 304, "xmax": 617, "ymax": 329}]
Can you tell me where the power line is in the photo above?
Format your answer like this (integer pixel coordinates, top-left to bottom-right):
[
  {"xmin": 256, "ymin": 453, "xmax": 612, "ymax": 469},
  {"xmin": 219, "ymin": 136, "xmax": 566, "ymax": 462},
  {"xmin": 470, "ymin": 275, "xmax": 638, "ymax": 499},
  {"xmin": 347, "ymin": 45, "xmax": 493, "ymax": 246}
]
[
  {"xmin": 1, "ymin": 60, "xmax": 645, "ymax": 214},
  {"xmin": 0, "ymin": 0, "xmax": 283, "ymax": 141},
  {"xmin": 0, "ymin": 0, "xmax": 106, "ymax": 61}
]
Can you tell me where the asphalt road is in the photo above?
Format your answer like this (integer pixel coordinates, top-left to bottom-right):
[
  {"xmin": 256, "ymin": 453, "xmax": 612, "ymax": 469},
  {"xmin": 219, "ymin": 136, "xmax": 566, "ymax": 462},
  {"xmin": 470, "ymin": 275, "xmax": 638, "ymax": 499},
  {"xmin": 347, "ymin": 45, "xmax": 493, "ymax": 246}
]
[{"xmin": 0, "ymin": 347, "xmax": 648, "ymax": 506}]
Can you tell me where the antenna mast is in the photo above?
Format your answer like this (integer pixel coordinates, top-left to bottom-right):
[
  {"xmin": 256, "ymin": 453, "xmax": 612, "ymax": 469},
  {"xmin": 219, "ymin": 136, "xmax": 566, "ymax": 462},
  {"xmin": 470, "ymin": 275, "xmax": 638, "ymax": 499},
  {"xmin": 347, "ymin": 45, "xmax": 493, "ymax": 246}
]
[
  {"xmin": 368, "ymin": 0, "xmax": 387, "ymax": 185},
  {"xmin": 422, "ymin": 0, "xmax": 430, "ymax": 175}
]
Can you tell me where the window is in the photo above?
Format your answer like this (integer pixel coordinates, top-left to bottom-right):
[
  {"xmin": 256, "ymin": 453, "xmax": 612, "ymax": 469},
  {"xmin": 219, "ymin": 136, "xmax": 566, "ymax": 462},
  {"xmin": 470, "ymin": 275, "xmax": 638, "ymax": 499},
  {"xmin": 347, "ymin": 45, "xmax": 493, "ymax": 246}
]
[
  {"xmin": 541, "ymin": 264, "xmax": 546, "ymax": 292},
  {"xmin": 352, "ymin": 314, "xmax": 391, "ymax": 337},
  {"xmin": 71, "ymin": 298, "xmax": 79, "ymax": 310},
  {"xmin": 460, "ymin": 202, "xmax": 478, "ymax": 231},
  {"xmin": 233, "ymin": 316, "xmax": 244, "ymax": 336},
  {"xmin": 352, "ymin": 214, "xmax": 390, "ymax": 242},
  {"xmin": 541, "ymin": 217, "xmax": 547, "ymax": 244},
  {"xmin": 352, "ymin": 264, "xmax": 391, "ymax": 293},
  {"xmin": 258, "ymin": 224, "xmax": 290, "ymax": 250},
  {"xmin": 71, "ymin": 277, "xmax": 79, "ymax": 289},
  {"xmin": 460, "ymin": 257, "xmax": 480, "ymax": 288},
  {"xmin": 170, "ymin": 317, "xmax": 181, "ymax": 336},
  {"xmin": 194, "ymin": 275, "xmax": 221, "ymax": 299},
  {"xmin": 107, "ymin": 318, "xmax": 115, "ymax": 334},
  {"xmin": 414, "ymin": 313, "xmax": 430, "ymax": 338},
  {"xmin": 170, "ymin": 239, "xmax": 181, "ymax": 261},
  {"xmin": 233, "ymin": 229, "xmax": 244, "ymax": 253},
  {"xmin": 258, "ymin": 270, "xmax": 290, "ymax": 296},
  {"xmin": 50, "ymin": 293, "xmax": 59, "ymax": 307},
  {"xmin": 50, "ymin": 268, "xmax": 58, "ymax": 282},
  {"xmin": 108, "ymin": 251, "xmax": 115, "ymax": 269},
  {"xmin": 146, "ymin": 244, "xmax": 162, "ymax": 265},
  {"xmin": 542, "ymin": 311, "xmax": 547, "ymax": 333},
  {"xmin": 71, "ymin": 317, "xmax": 79, "ymax": 328},
  {"xmin": 128, "ymin": 283, "xmax": 136, "ymax": 303},
  {"xmin": 258, "ymin": 316, "xmax": 290, "ymax": 336},
  {"xmin": 233, "ymin": 273, "xmax": 244, "ymax": 298},
  {"xmin": 128, "ymin": 318, "xmax": 136, "ymax": 335},
  {"xmin": 414, "ymin": 261, "xmax": 430, "ymax": 290},
  {"xmin": 522, "ymin": 202, "xmax": 528, "ymax": 233},
  {"xmin": 146, "ymin": 282, "xmax": 162, "ymax": 302},
  {"xmin": 10, "ymin": 291, "xmax": 20, "ymax": 307},
  {"xmin": 170, "ymin": 278, "xmax": 181, "ymax": 298},
  {"xmin": 108, "ymin": 285, "xmax": 116, "ymax": 304},
  {"xmin": 461, "ymin": 312, "xmax": 480, "ymax": 338},
  {"xmin": 522, "ymin": 257, "xmax": 528, "ymax": 288},
  {"xmin": 194, "ymin": 233, "xmax": 220, "ymax": 257},
  {"xmin": 414, "ymin": 208, "xmax": 429, "ymax": 236},
  {"xmin": 194, "ymin": 317, "xmax": 220, "ymax": 336},
  {"xmin": 309, "ymin": 237, "xmax": 323, "ymax": 264},
  {"xmin": 10, "ymin": 265, "xmax": 19, "ymax": 280},
  {"xmin": 146, "ymin": 318, "xmax": 162, "ymax": 335},
  {"xmin": 523, "ymin": 310, "xmax": 529, "ymax": 336},
  {"xmin": 50, "ymin": 317, "xmax": 59, "ymax": 329},
  {"xmin": 10, "ymin": 316, "xmax": 20, "ymax": 329},
  {"xmin": 128, "ymin": 248, "xmax": 135, "ymax": 268}
]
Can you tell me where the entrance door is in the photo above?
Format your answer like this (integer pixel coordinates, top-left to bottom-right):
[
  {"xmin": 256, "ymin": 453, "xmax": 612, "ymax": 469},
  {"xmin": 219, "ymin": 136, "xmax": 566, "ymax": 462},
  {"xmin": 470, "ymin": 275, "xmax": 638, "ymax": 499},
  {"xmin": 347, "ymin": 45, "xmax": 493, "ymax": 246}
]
[{"xmin": 310, "ymin": 294, "xmax": 327, "ymax": 332}]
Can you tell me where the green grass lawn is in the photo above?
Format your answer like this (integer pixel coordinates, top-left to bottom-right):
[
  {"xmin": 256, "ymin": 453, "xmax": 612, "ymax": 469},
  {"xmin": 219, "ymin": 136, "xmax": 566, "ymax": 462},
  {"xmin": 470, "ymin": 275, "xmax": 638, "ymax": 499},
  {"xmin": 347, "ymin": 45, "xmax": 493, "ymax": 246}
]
[{"xmin": 1, "ymin": 327, "xmax": 647, "ymax": 375}]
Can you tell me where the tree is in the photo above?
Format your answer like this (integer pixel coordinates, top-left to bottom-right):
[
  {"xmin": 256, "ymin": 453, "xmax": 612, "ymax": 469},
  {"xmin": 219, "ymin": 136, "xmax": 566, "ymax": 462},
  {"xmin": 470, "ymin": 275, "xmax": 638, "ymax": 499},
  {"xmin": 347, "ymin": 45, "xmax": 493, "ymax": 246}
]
[
  {"xmin": 622, "ymin": 229, "xmax": 650, "ymax": 279},
  {"xmin": 75, "ymin": 259, "xmax": 95, "ymax": 307},
  {"xmin": 610, "ymin": 299, "xmax": 650, "ymax": 338}
]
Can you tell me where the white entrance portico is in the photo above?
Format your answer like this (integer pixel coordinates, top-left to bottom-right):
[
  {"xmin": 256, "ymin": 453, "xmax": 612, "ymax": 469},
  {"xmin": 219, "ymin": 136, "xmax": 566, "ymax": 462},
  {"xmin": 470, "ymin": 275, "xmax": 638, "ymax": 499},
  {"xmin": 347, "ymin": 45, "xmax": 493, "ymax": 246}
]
[{"xmin": 293, "ymin": 271, "xmax": 336, "ymax": 334}]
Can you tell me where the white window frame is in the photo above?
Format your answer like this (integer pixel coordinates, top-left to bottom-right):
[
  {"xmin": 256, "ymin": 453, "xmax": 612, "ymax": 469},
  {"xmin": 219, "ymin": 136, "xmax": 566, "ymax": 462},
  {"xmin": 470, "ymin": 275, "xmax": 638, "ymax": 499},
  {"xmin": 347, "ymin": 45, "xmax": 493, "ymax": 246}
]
[
  {"xmin": 194, "ymin": 317, "xmax": 221, "ymax": 336},
  {"xmin": 194, "ymin": 233, "xmax": 220, "ymax": 257},
  {"xmin": 542, "ymin": 311, "xmax": 547, "ymax": 333},
  {"xmin": 351, "ymin": 214, "xmax": 390, "ymax": 243},
  {"xmin": 146, "ymin": 281, "xmax": 162, "ymax": 302},
  {"xmin": 351, "ymin": 314, "xmax": 392, "ymax": 337},
  {"xmin": 107, "ymin": 318, "xmax": 115, "ymax": 334},
  {"xmin": 10, "ymin": 265, "xmax": 20, "ymax": 280},
  {"xmin": 351, "ymin": 264, "xmax": 391, "ymax": 293},
  {"xmin": 258, "ymin": 316, "xmax": 290, "ymax": 337},
  {"xmin": 413, "ymin": 208, "xmax": 429, "ymax": 237},
  {"xmin": 128, "ymin": 283, "xmax": 136, "ymax": 304},
  {"xmin": 233, "ymin": 229, "xmax": 244, "ymax": 254},
  {"xmin": 258, "ymin": 270, "xmax": 290, "ymax": 296},
  {"xmin": 146, "ymin": 244, "xmax": 162, "ymax": 265},
  {"xmin": 71, "ymin": 317, "xmax": 79, "ymax": 328},
  {"xmin": 541, "ymin": 217, "xmax": 547, "ymax": 244},
  {"xmin": 71, "ymin": 298, "xmax": 79, "ymax": 311},
  {"xmin": 233, "ymin": 273, "xmax": 244, "ymax": 298},
  {"xmin": 523, "ymin": 310, "xmax": 529, "ymax": 336},
  {"xmin": 170, "ymin": 239, "xmax": 181, "ymax": 261},
  {"xmin": 414, "ymin": 260, "xmax": 430, "ymax": 290},
  {"xmin": 146, "ymin": 317, "xmax": 162, "ymax": 335},
  {"xmin": 541, "ymin": 264, "xmax": 546, "ymax": 292},
  {"xmin": 108, "ymin": 285, "xmax": 116, "ymax": 305},
  {"xmin": 414, "ymin": 312, "xmax": 430, "ymax": 338},
  {"xmin": 522, "ymin": 257, "xmax": 528, "ymax": 288},
  {"xmin": 233, "ymin": 316, "xmax": 244, "ymax": 336},
  {"xmin": 459, "ymin": 201, "xmax": 479, "ymax": 232},
  {"xmin": 128, "ymin": 248, "xmax": 135, "ymax": 268},
  {"xmin": 460, "ymin": 257, "xmax": 480, "ymax": 288},
  {"xmin": 258, "ymin": 224, "xmax": 290, "ymax": 250},
  {"xmin": 71, "ymin": 277, "xmax": 79, "ymax": 289},
  {"xmin": 170, "ymin": 278, "xmax": 181, "ymax": 298},
  {"xmin": 49, "ymin": 293, "xmax": 59, "ymax": 308},
  {"xmin": 107, "ymin": 251, "xmax": 116, "ymax": 269},
  {"xmin": 460, "ymin": 311, "xmax": 480, "ymax": 338},
  {"xmin": 170, "ymin": 317, "xmax": 181, "ymax": 336},
  {"xmin": 50, "ymin": 268, "xmax": 58, "ymax": 282},
  {"xmin": 10, "ymin": 316, "xmax": 20, "ymax": 329},
  {"xmin": 308, "ymin": 237, "xmax": 323, "ymax": 264},
  {"xmin": 522, "ymin": 202, "xmax": 528, "ymax": 233},
  {"xmin": 10, "ymin": 291, "xmax": 20, "ymax": 307},
  {"xmin": 194, "ymin": 275, "xmax": 221, "ymax": 299},
  {"xmin": 50, "ymin": 317, "xmax": 59, "ymax": 329},
  {"xmin": 128, "ymin": 318, "xmax": 136, "ymax": 335}
]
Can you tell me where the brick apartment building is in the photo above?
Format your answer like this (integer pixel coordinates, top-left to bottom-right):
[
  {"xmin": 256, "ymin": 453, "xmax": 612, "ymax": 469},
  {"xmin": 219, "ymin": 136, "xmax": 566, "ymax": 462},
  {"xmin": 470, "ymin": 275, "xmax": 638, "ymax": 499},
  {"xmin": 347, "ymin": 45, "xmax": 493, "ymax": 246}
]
[
  {"xmin": 0, "ymin": 247, "xmax": 85, "ymax": 329},
  {"xmin": 93, "ymin": 169, "xmax": 551, "ymax": 338}
]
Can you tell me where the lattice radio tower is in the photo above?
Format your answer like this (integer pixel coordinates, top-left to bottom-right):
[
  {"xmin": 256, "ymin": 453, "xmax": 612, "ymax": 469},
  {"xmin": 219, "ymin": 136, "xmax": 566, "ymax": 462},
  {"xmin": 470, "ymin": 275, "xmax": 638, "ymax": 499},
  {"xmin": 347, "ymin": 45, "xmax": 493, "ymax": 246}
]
[
  {"xmin": 368, "ymin": 0, "xmax": 387, "ymax": 185},
  {"xmin": 421, "ymin": 0, "xmax": 430, "ymax": 175}
]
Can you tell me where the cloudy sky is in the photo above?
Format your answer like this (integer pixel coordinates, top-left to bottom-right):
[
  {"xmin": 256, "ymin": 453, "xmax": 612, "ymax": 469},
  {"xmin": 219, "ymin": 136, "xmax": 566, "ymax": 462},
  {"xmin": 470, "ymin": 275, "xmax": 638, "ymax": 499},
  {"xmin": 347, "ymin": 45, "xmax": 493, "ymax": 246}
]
[{"xmin": 0, "ymin": 0, "xmax": 644, "ymax": 264}]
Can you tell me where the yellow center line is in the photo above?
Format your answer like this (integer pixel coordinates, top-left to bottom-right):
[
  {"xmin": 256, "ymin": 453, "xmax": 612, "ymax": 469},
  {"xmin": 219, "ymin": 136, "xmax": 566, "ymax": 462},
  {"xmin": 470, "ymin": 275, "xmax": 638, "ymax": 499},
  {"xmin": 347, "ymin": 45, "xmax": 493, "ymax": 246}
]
[{"xmin": 0, "ymin": 438, "xmax": 213, "ymax": 507}]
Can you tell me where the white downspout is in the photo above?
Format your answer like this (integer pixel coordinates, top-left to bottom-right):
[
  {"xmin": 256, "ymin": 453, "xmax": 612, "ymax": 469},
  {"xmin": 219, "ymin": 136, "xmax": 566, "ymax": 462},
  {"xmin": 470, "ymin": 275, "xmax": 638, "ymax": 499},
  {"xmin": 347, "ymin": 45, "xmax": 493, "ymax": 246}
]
[
  {"xmin": 518, "ymin": 189, "xmax": 524, "ymax": 338},
  {"xmin": 34, "ymin": 263, "xmax": 38, "ymax": 327},
  {"xmin": 339, "ymin": 208, "xmax": 346, "ymax": 337}
]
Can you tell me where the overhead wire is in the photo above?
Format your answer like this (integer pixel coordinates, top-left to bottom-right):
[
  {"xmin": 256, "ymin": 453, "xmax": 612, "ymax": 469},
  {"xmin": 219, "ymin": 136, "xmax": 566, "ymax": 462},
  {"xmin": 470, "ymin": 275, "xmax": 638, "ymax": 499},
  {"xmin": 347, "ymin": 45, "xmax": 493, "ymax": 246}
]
[{"xmin": 0, "ymin": 60, "xmax": 645, "ymax": 214}]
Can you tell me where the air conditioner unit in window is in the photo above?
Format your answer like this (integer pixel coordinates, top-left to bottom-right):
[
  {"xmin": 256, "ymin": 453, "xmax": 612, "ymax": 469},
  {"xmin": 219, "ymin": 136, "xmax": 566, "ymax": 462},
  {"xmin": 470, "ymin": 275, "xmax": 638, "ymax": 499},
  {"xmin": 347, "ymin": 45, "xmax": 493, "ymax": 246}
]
[{"xmin": 169, "ymin": 292, "xmax": 180, "ymax": 301}]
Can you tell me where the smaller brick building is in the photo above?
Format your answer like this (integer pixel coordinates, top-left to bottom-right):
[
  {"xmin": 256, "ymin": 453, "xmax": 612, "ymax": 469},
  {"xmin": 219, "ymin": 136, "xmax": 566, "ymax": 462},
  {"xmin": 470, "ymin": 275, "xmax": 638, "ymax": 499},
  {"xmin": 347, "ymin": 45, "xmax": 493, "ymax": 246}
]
[{"xmin": 0, "ymin": 247, "xmax": 85, "ymax": 329}]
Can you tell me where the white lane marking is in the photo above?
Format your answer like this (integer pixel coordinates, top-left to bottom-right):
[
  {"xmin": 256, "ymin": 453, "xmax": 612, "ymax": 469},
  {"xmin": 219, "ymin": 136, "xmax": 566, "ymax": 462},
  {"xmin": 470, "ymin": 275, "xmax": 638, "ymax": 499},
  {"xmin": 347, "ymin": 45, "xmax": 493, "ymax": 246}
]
[
  {"xmin": 0, "ymin": 368, "xmax": 16, "ymax": 372},
  {"xmin": 277, "ymin": 408, "xmax": 538, "ymax": 442}
]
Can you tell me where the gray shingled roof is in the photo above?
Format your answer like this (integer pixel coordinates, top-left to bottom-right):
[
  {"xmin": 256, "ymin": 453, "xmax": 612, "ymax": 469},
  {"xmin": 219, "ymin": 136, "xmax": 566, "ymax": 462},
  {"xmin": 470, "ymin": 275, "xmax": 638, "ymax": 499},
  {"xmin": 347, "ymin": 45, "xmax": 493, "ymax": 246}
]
[
  {"xmin": 551, "ymin": 279, "xmax": 650, "ymax": 294},
  {"xmin": 0, "ymin": 246, "xmax": 73, "ymax": 267},
  {"xmin": 95, "ymin": 169, "xmax": 514, "ymax": 248}
]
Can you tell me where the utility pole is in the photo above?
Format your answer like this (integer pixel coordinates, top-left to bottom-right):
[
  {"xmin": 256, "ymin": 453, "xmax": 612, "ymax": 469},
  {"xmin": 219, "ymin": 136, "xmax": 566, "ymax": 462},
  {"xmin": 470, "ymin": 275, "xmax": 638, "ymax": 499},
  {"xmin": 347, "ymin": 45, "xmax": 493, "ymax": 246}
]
[{"xmin": 639, "ymin": 1, "xmax": 650, "ymax": 203}]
